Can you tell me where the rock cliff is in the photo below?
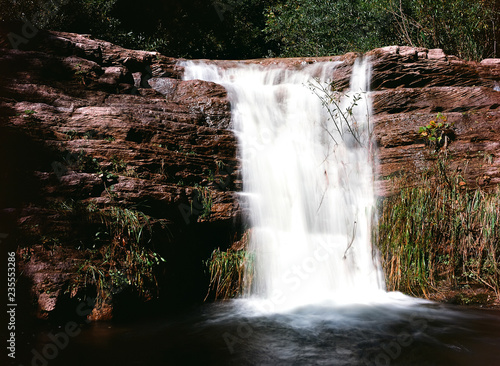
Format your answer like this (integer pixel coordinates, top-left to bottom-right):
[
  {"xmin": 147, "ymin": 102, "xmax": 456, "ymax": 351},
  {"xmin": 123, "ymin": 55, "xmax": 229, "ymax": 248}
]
[
  {"xmin": 1, "ymin": 30, "xmax": 498, "ymax": 319},
  {"xmin": 0, "ymin": 30, "xmax": 241, "ymax": 320},
  {"xmin": 369, "ymin": 46, "xmax": 500, "ymax": 195}
]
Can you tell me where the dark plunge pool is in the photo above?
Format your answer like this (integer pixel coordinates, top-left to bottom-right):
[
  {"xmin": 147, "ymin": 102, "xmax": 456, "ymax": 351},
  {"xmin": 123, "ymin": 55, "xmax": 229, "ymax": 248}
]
[{"xmin": 11, "ymin": 296, "xmax": 500, "ymax": 366}]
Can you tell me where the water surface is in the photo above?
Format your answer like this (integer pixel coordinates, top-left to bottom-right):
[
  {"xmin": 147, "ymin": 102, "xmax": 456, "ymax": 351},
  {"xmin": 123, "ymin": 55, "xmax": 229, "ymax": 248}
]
[{"xmin": 14, "ymin": 297, "xmax": 500, "ymax": 366}]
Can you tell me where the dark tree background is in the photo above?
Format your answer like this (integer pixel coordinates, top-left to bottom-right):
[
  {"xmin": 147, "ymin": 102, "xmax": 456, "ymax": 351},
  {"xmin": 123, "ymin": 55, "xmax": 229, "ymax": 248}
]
[{"xmin": 0, "ymin": 0, "xmax": 498, "ymax": 60}]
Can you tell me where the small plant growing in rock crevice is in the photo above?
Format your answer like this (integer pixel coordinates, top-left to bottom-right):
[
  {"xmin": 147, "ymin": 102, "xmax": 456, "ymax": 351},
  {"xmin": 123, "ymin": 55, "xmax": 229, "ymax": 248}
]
[
  {"xmin": 60, "ymin": 149, "xmax": 101, "ymax": 173},
  {"xmin": 18, "ymin": 109, "xmax": 41, "ymax": 129},
  {"xmin": 192, "ymin": 184, "xmax": 213, "ymax": 220},
  {"xmin": 23, "ymin": 109, "xmax": 37, "ymax": 117},
  {"xmin": 110, "ymin": 155, "xmax": 127, "ymax": 173},
  {"xmin": 418, "ymin": 112, "xmax": 455, "ymax": 151},
  {"xmin": 74, "ymin": 62, "xmax": 92, "ymax": 86}
]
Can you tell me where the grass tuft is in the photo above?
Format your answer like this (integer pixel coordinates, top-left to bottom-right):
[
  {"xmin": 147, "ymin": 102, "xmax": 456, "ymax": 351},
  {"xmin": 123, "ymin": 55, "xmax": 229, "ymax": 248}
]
[
  {"xmin": 204, "ymin": 248, "xmax": 254, "ymax": 301},
  {"xmin": 377, "ymin": 159, "xmax": 500, "ymax": 298}
]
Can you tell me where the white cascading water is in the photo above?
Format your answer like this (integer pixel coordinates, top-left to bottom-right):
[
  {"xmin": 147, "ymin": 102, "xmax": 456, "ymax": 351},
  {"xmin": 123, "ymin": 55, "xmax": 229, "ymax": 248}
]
[{"xmin": 183, "ymin": 59, "xmax": 385, "ymax": 312}]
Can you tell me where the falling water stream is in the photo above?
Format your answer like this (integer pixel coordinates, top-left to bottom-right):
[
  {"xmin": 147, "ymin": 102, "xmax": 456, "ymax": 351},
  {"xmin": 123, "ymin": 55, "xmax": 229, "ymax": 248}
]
[
  {"xmin": 14, "ymin": 60, "xmax": 500, "ymax": 366},
  {"xmin": 183, "ymin": 59, "xmax": 385, "ymax": 311}
]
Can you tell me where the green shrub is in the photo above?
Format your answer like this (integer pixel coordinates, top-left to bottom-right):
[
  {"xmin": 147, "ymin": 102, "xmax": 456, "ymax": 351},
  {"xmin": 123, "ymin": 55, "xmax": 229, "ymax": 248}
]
[
  {"xmin": 3, "ymin": 0, "xmax": 496, "ymax": 60},
  {"xmin": 74, "ymin": 204, "xmax": 165, "ymax": 305},
  {"xmin": 264, "ymin": 0, "xmax": 393, "ymax": 57}
]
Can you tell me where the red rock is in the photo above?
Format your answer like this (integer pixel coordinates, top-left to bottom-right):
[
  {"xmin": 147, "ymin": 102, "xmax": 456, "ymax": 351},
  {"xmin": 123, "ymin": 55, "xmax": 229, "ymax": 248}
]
[
  {"xmin": 2, "ymin": 30, "xmax": 499, "ymax": 319},
  {"xmin": 427, "ymin": 48, "xmax": 447, "ymax": 60},
  {"xmin": 481, "ymin": 58, "xmax": 500, "ymax": 65}
]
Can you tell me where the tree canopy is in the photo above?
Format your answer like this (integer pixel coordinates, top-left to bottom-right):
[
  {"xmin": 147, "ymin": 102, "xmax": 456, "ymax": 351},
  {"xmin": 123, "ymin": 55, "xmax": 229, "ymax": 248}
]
[{"xmin": 1, "ymin": 0, "xmax": 498, "ymax": 60}]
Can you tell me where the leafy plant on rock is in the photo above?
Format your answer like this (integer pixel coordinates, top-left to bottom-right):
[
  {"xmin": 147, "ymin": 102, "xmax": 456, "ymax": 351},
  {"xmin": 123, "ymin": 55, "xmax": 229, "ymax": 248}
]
[{"xmin": 418, "ymin": 112, "xmax": 454, "ymax": 151}]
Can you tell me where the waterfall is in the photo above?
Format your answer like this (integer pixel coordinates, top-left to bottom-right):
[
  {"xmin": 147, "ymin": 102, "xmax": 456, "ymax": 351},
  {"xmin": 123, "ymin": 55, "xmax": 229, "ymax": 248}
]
[{"xmin": 183, "ymin": 59, "xmax": 385, "ymax": 312}]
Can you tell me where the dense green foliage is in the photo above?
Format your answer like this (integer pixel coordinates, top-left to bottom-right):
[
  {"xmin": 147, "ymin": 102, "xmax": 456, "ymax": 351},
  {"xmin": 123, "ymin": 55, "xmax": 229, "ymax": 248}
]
[
  {"xmin": 264, "ymin": 0, "xmax": 498, "ymax": 59},
  {"xmin": 264, "ymin": 0, "xmax": 394, "ymax": 57},
  {"xmin": 1, "ymin": 0, "xmax": 498, "ymax": 60},
  {"xmin": 0, "ymin": 0, "xmax": 280, "ymax": 58},
  {"xmin": 0, "ymin": 0, "xmax": 120, "ymax": 37},
  {"xmin": 376, "ymin": 0, "xmax": 498, "ymax": 61}
]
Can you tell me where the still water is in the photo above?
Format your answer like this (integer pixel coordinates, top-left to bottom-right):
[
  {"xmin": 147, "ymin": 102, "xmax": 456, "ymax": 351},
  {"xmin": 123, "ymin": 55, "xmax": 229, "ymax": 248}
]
[{"xmin": 14, "ymin": 296, "xmax": 500, "ymax": 366}]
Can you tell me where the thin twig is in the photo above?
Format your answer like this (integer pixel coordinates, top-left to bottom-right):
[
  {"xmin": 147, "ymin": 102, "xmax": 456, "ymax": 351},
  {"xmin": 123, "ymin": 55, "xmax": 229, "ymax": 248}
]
[{"xmin": 343, "ymin": 221, "xmax": 357, "ymax": 259}]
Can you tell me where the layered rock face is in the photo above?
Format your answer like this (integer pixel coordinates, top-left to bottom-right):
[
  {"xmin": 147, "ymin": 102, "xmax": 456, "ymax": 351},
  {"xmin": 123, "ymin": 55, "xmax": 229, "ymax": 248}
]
[
  {"xmin": 0, "ymin": 31, "xmax": 241, "ymax": 320},
  {"xmin": 369, "ymin": 46, "xmax": 500, "ymax": 195},
  {"xmin": 0, "ymin": 31, "xmax": 498, "ymax": 320}
]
